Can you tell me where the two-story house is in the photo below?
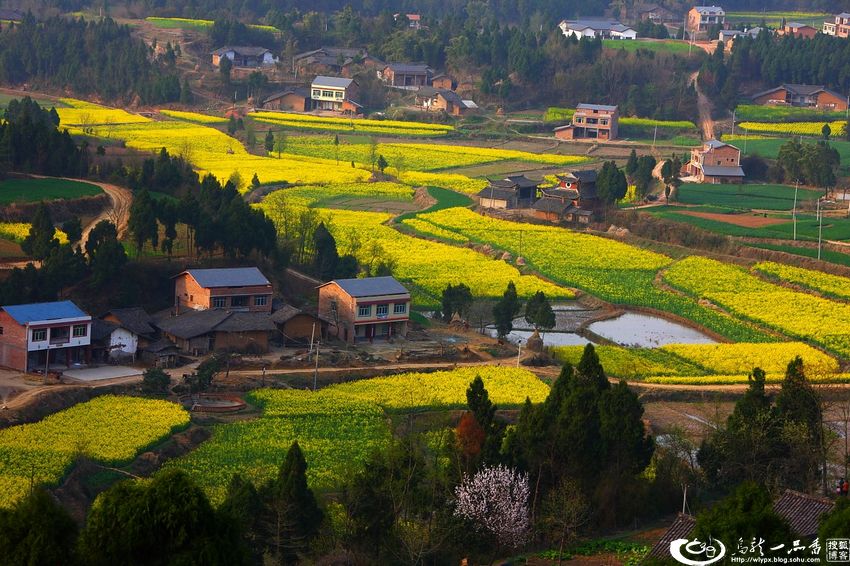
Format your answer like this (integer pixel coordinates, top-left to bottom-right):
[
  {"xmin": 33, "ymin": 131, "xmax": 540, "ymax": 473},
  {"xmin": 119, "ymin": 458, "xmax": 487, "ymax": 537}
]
[
  {"xmin": 310, "ymin": 76, "xmax": 361, "ymax": 113},
  {"xmin": 554, "ymin": 103, "xmax": 619, "ymax": 141},
  {"xmin": 380, "ymin": 63, "xmax": 432, "ymax": 89},
  {"xmin": 687, "ymin": 6, "xmax": 726, "ymax": 36},
  {"xmin": 212, "ymin": 46, "xmax": 276, "ymax": 68},
  {"xmin": 778, "ymin": 22, "xmax": 818, "ymax": 39},
  {"xmin": 0, "ymin": 301, "xmax": 91, "ymax": 372},
  {"xmin": 173, "ymin": 267, "xmax": 273, "ymax": 313},
  {"xmin": 683, "ymin": 139, "xmax": 745, "ymax": 183},
  {"xmin": 477, "ymin": 175, "xmax": 541, "ymax": 209},
  {"xmin": 532, "ymin": 170, "xmax": 598, "ymax": 222},
  {"xmin": 823, "ymin": 13, "xmax": 850, "ymax": 38},
  {"xmin": 318, "ymin": 276, "xmax": 410, "ymax": 344},
  {"xmin": 751, "ymin": 84, "xmax": 847, "ymax": 111}
]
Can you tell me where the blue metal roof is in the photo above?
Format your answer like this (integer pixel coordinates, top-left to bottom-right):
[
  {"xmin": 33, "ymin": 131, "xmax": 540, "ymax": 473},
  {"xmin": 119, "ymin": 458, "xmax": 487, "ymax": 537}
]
[
  {"xmin": 184, "ymin": 267, "xmax": 270, "ymax": 288},
  {"xmin": 330, "ymin": 276, "xmax": 409, "ymax": 297},
  {"xmin": 3, "ymin": 300, "xmax": 88, "ymax": 324}
]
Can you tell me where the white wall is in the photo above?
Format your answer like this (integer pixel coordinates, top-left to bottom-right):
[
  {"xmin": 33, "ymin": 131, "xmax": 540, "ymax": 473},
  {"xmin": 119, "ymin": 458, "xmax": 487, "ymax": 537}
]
[{"xmin": 109, "ymin": 328, "xmax": 138, "ymax": 358}]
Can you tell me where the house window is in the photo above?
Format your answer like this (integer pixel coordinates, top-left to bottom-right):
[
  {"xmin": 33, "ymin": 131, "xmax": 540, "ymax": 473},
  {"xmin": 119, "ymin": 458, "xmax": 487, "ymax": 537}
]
[
  {"xmin": 212, "ymin": 297, "xmax": 227, "ymax": 309},
  {"xmin": 231, "ymin": 296, "xmax": 249, "ymax": 308},
  {"xmin": 335, "ymin": 91, "xmax": 344, "ymax": 98},
  {"xmin": 376, "ymin": 304, "xmax": 388, "ymax": 317},
  {"xmin": 0, "ymin": 326, "xmax": 3, "ymax": 335},
  {"xmin": 72, "ymin": 324, "xmax": 87, "ymax": 338},
  {"xmin": 358, "ymin": 305, "xmax": 371, "ymax": 317},
  {"xmin": 393, "ymin": 303, "xmax": 407, "ymax": 315},
  {"xmin": 254, "ymin": 295, "xmax": 268, "ymax": 307},
  {"xmin": 322, "ymin": 90, "xmax": 334, "ymax": 97},
  {"xmin": 330, "ymin": 300, "xmax": 338, "ymax": 318},
  {"xmin": 189, "ymin": 295, "xmax": 194, "ymax": 302},
  {"xmin": 312, "ymin": 89, "xmax": 321, "ymax": 97},
  {"xmin": 32, "ymin": 329, "xmax": 46, "ymax": 342}
]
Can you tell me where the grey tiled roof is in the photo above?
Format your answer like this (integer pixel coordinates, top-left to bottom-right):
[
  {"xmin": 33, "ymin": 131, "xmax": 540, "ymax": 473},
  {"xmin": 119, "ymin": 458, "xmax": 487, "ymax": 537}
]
[
  {"xmin": 106, "ymin": 307, "xmax": 156, "ymax": 337},
  {"xmin": 327, "ymin": 276, "xmax": 409, "ymax": 298},
  {"xmin": 701, "ymin": 165, "xmax": 745, "ymax": 176},
  {"xmin": 773, "ymin": 490, "xmax": 834, "ymax": 537},
  {"xmin": 182, "ymin": 267, "xmax": 270, "ymax": 288},
  {"xmin": 312, "ymin": 76, "xmax": 354, "ymax": 89}
]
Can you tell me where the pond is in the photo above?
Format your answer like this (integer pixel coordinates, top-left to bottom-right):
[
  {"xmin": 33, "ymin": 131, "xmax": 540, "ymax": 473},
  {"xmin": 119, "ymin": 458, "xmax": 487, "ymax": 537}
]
[{"xmin": 587, "ymin": 312, "xmax": 717, "ymax": 347}]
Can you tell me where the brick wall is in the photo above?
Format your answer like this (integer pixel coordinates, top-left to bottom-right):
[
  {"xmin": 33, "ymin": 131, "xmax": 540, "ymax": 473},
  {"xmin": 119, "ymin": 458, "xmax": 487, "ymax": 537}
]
[
  {"xmin": 0, "ymin": 311, "xmax": 27, "ymax": 371},
  {"xmin": 318, "ymin": 283, "xmax": 357, "ymax": 342}
]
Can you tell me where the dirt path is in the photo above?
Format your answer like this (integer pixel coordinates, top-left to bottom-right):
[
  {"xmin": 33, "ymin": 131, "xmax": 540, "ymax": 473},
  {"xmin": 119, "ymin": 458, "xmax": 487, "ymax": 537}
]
[
  {"xmin": 690, "ymin": 70, "xmax": 715, "ymax": 140},
  {"xmin": 78, "ymin": 180, "xmax": 133, "ymax": 246}
]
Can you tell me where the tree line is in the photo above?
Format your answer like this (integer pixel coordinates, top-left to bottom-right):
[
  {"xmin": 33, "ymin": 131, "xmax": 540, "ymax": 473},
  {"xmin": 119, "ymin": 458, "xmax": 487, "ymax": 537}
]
[{"xmin": 0, "ymin": 16, "xmax": 183, "ymax": 104}]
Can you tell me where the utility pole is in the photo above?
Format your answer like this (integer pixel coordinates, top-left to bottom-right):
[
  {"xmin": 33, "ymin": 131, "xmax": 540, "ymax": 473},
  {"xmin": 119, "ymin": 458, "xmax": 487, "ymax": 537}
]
[
  {"xmin": 313, "ymin": 341, "xmax": 320, "ymax": 391},
  {"xmin": 793, "ymin": 179, "xmax": 799, "ymax": 241},
  {"xmin": 818, "ymin": 198, "xmax": 824, "ymax": 260}
]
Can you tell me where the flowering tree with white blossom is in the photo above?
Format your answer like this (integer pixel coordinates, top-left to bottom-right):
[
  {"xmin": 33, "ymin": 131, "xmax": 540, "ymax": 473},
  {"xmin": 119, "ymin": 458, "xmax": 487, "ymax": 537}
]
[{"xmin": 453, "ymin": 464, "xmax": 530, "ymax": 550}]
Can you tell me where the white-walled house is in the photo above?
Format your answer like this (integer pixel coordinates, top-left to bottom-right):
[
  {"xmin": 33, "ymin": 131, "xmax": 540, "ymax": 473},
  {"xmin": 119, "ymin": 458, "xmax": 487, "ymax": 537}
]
[
  {"xmin": 92, "ymin": 320, "xmax": 139, "ymax": 361},
  {"xmin": 558, "ymin": 19, "xmax": 637, "ymax": 40}
]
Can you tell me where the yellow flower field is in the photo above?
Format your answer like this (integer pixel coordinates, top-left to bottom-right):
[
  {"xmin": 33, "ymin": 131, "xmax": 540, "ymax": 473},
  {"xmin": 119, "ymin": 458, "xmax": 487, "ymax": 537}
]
[
  {"xmin": 664, "ymin": 256, "xmax": 850, "ymax": 357},
  {"xmin": 160, "ymin": 109, "xmax": 228, "ymax": 124},
  {"xmin": 645, "ymin": 373, "xmax": 850, "ymax": 385},
  {"xmin": 252, "ymin": 111, "xmax": 453, "ymax": 133},
  {"xmin": 167, "ymin": 366, "xmax": 548, "ymax": 502},
  {"xmin": 56, "ymin": 98, "xmax": 151, "ymax": 126},
  {"xmin": 399, "ymin": 170, "xmax": 488, "ymax": 193},
  {"xmin": 754, "ymin": 261, "xmax": 850, "ymax": 300},
  {"xmin": 0, "ymin": 223, "xmax": 68, "ymax": 244},
  {"xmin": 0, "ymin": 396, "xmax": 189, "ymax": 505},
  {"xmin": 661, "ymin": 342, "xmax": 838, "ymax": 375},
  {"xmin": 738, "ymin": 120, "xmax": 845, "ymax": 136}
]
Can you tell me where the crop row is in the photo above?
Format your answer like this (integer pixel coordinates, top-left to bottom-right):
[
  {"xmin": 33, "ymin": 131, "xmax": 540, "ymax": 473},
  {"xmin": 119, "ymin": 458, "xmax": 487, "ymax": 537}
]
[
  {"xmin": 160, "ymin": 109, "xmax": 228, "ymax": 124},
  {"xmin": 738, "ymin": 120, "xmax": 846, "ymax": 136},
  {"xmin": 754, "ymin": 261, "xmax": 850, "ymax": 300},
  {"xmin": 252, "ymin": 111, "xmax": 454, "ymax": 135},
  {"xmin": 145, "ymin": 17, "xmax": 279, "ymax": 32},
  {"xmin": 0, "ymin": 396, "xmax": 189, "ymax": 505},
  {"xmin": 734, "ymin": 104, "xmax": 846, "ymax": 123},
  {"xmin": 664, "ymin": 256, "xmax": 850, "ymax": 358},
  {"xmin": 166, "ymin": 367, "xmax": 548, "ymax": 502},
  {"xmin": 411, "ymin": 208, "xmax": 771, "ymax": 341},
  {"xmin": 56, "ymin": 98, "xmax": 150, "ymax": 126},
  {"xmin": 553, "ymin": 341, "xmax": 838, "ymax": 382}
]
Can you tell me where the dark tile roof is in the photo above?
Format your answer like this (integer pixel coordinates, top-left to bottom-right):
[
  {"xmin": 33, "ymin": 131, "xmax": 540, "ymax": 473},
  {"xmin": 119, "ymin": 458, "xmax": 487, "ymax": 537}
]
[
  {"xmin": 263, "ymin": 87, "xmax": 310, "ymax": 104},
  {"xmin": 647, "ymin": 513, "xmax": 696, "ymax": 559},
  {"xmin": 773, "ymin": 490, "xmax": 834, "ymax": 537},
  {"xmin": 212, "ymin": 46, "xmax": 272, "ymax": 57},
  {"xmin": 505, "ymin": 175, "xmax": 541, "ymax": 189},
  {"xmin": 180, "ymin": 267, "xmax": 270, "ymax": 288},
  {"xmin": 294, "ymin": 47, "xmax": 366, "ymax": 62},
  {"xmin": 532, "ymin": 198, "xmax": 574, "ymax": 214},
  {"xmin": 271, "ymin": 304, "xmax": 304, "ymax": 324},
  {"xmin": 541, "ymin": 187, "xmax": 580, "ymax": 200},
  {"xmin": 477, "ymin": 186, "xmax": 518, "ymax": 200},
  {"xmin": 106, "ymin": 307, "xmax": 156, "ymax": 337},
  {"xmin": 752, "ymin": 84, "xmax": 844, "ymax": 101},
  {"xmin": 91, "ymin": 319, "xmax": 120, "ymax": 342},
  {"xmin": 577, "ymin": 103, "xmax": 618, "ymax": 112},
  {"xmin": 325, "ymin": 276, "xmax": 409, "ymax": 298},
  {"xmin": 143, "ymin": 337, "xmax": 180, "ymax": 354},
  {"xmin": 2, "ymin": 301, "xmax": 88, "ymax": 324},
  {"xmin": 561, "ymin": 169, "xmax": 598, "ymax": 184},
  {"xmin": 385, "ymin": 62, "xmax": 431, "ymax": 73},
  {"xmin": 155, "ymin": 309, "xmax": 276, "ymax": 339},
  {"xmin": 701, "ymin": 165, "xmax": 745, "ymax": 177}
]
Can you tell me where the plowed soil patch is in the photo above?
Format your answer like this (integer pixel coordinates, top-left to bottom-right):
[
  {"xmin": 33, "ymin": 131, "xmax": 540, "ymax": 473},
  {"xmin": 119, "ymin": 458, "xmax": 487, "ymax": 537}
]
[{"xmin": 679, "ymin": 210, "xmax": 788, "ymax": 227}]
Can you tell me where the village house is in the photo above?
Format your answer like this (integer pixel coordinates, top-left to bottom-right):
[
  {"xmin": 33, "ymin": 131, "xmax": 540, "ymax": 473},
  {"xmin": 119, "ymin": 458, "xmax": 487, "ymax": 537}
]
[
  {"xmin": 173, "ymin": 267, "xmax": 273, "ymax": 314},
  {"xmin": 310, "ymin": 76, "xmax": 361, "ymax": 113},
  {"xmin": 777, "ymin": 22, "xmax": 818, "ymax": 39},
  {"xmin": 633, "ymin": 4, "xmax": 678, "ymax": 23},
  {"xmin": 416, "ymin": 87, "xmax": 478, "ymax": 116},
  {"xmin": 751, "ymin": 84, "xmax": 848, "ymax": 110},
  {"xmin": 431, "ymin": 74, "xmax": 456, "ymax": 90},
  {"xmin": 558, "ymin": 19, "xmax": 637, "ymax": 40},
  {"xmin": 211, "ymin": 46, "xmax": 276, "ymax": 68},
  {"xmin": 648, "ymin": 490, "xmax": 833, "ymax": 562},
  {"xmin": 155, "ymin": 309, "xmax": 277, "ymax": 355},
  {"xmin": 532, "ymin": 170, "xmax": 599, "ymax": 222},
  {"xmin": 554, "ymin": 103, "xmax": 619, "ymax": 141},
  {"xmin": 261, "ymin": 87, "xmax": 310, "ymax": 112},
  {"xmin": 477, "ymin": 175, "xmax": 540, "ymax": 209},
  {"xmin": 293, "ymin": 47, "xmax": 374, "ymax": 77},
  {"xmin": 380, "ymin": 63, "xmax": 432, "ymax": 89},
  {"xmin": 0, "ymin": 301, "xmax": 92, "ymax": 373},
  {"xmin": 823, "ymin": 13, "xmax": 850, "ymax": 38},
  {"xmin": 318, "ymin": 276, "xmax": 410, "ymax": 344},
  {"xmin": 271, "ymin": 304, "xmax": 324, "ymax": 346},
  {"xmin": 684, "ymin": 139, "xmax": 745, "ymax": 183},
  {"xmin": 718, "ymin": 27, "xmax": 762, "ymax": 44},
  {"xmin": 686, "ymin": 5, "xmax": 726, "ymax": 36}
]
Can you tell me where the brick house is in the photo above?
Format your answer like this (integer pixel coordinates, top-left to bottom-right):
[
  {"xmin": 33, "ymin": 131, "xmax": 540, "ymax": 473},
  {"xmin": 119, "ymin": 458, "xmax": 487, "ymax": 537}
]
[
  {"xmin": 431, "ymin": 74, "xmax": 456, "ymax": 90},
  {"xmin": 554, "ymin": 104, "xmax": 619, "ymax": 141},
  {"xmin": 778, "ymin": 22, "xmax": 818, "ymax": 39},
  {"xmin": 212, "ymin": 46, "xmax": 276, "ymax": 68},
  {"xmin": 633, "ymin": 4, "xmax": 678, "ymax": 23},
  {"xmin": 823, "ymin": 13, "xmax": 850, "ymax": 38},
  {"xmin": 477, "ymin": 175, "xmax": 540, "ymax": 209},
  {"xmin": 0, "ymin": 301, "xmax": 91, "ymax": 372},
  {"xmin": 261, "ymin": 87, "xmax": 310, "ymax": 111},
  {"xmin": 271, "ymin": 304, "xmax": 324, "ymax": 345},
  {"xmin": 173, "ymin": 267, "xmax": 273, "ymax": 313},
  {"xmin": 318, "ymin": 276, "xmax": 410, "ymax": 344},
  {"xmin": 686, "ymin": 6, "xmax": 726, "ymax": 36},
  {"xmin": 683, "ymin": 139, "xmax": 745, "ymax": 183},
  {"xmin": 380, "ymin": 63, "xmax": 432, "ymax": 89},
  {"xmin": 532, "ymin": 170, "xmax": 598, "ymax": 222},
  {"xmin": 155, "ymin": 309, "xmax": 277, "ymax": 355},
  {"xmin": 293, "ymin": 47, "xmax": 380, "ymax": 78},
  {"xmin": 416, "ymin": 87, "xmax": 477, "ymax": 116},
  {"xmin": 751, "ymin": 84, "xmax": 847, "ymax": 111}
]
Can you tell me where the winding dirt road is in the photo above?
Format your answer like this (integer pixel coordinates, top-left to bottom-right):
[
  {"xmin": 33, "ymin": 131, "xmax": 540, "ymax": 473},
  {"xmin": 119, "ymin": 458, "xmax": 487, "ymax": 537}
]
[
  {"xmin": 690, "ymin": 70, "xmax": 715, "ymax": 140},
  {"xmin": 78, "ymin": 180, "xmax": 133, "ymax": 247}
]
